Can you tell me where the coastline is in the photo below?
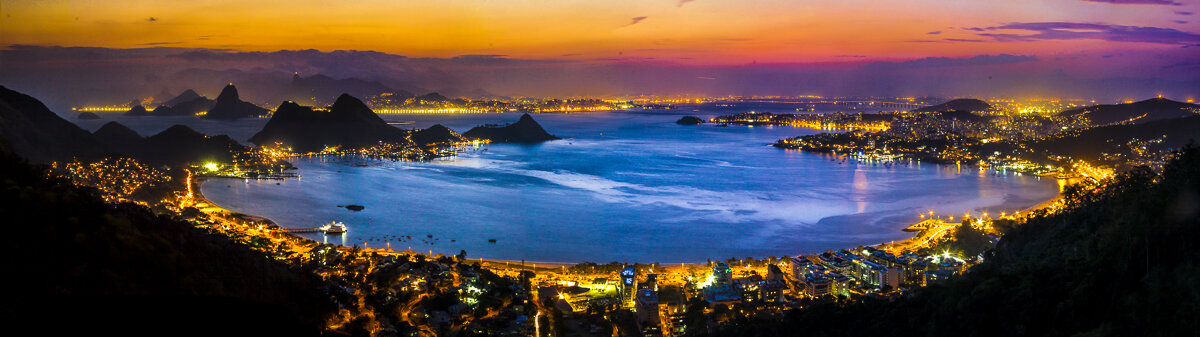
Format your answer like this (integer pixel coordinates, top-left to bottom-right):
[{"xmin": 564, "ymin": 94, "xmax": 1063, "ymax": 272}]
[
  {"xmin": 192, "ymin": 175, "xmax": 588, "ymax": 268},
  {"xmin": 193, "ymin": 169, "xmax": 1062, "ymax": 267}
]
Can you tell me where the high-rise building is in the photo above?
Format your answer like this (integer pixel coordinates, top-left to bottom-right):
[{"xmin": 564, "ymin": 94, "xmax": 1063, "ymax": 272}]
[{"xmin": 620, "ymin": 267, "xmax": 637, "ymax": 306}]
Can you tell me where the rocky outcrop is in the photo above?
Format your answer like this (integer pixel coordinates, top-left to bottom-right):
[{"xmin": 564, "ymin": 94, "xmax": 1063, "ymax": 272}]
[
  {"xmin": 676, "ymin": 116, "xmax": 704, "ymax": 125},
  {"xmin": 202, "ymin": 84, "xmax": 268, "ymax": 119},
  {"xmin": 462, "ymin": 114, "xmax": 559, "ymax": 143}
]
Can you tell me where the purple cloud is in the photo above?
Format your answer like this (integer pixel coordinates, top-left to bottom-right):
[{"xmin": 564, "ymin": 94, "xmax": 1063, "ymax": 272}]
[
  {"xmin": 627, "ymin": 16, "xmax": 648, "ymax": 26},
  {"xmin": 944, "ymin": 38, "xmax": 986, "ymax": 42},
  {"xmin": 1177, "ymin": 11, "xmax": 1193, "ymax": 15},
  {"xmin": 862, "ymin": 54, "xmax": 1038, "ymax": 71},
  {"xmin": 927, "ymin": 31, "xmax": 942, "ymax": 35},
  {"xmin": 678, "ymin": 0, "xmax": 696, "ymax": 7},
  {"xmin": 972, "ymin": 22, "xmax": 1200, "ymax": 45},
  {"xmin": 1082, "ymin": 0, "xmax": 1181, "ymax": 5}
]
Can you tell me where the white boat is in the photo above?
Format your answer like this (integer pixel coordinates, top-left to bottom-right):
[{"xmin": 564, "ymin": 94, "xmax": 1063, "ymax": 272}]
[{"xmin": 319, "ymin": 221, "xmax": 348, "ymax": 235}]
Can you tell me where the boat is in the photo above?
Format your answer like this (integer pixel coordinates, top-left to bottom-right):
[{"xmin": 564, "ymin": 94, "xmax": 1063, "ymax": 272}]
[{"xmin": 319, "ymin": 221, "xmax": 348, "ymax": 235}]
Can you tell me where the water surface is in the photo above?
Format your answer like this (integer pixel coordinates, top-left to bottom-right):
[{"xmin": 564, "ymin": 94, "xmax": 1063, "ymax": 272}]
[{"xmin": 196, "ymin": 109, "xmax": 1058, "ymax": 263}]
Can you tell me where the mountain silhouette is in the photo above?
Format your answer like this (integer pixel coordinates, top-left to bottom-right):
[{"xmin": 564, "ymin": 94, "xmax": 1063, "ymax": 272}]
[
  {"xmin": 462, "ymin": 114, "xmax": 559, "ymax": 143},
  {"xmin": 0, "ymin": 85, "xmax": 103, "ymax": 163},
  {"xmin": 411, "ymin": 124, "xmax": 466, "ymax": 146},
  {"xmin": 124, "ymin": 105, "xmax": 150, "ymax": 116},
  {"xmin": 93, "ymin": 121, "xmax": 144, "ymax": 153},
  {"xmin": 163, "ymin": 89, "xmax": 202, "ymax": 107},
  {"xmin": 1057, "ymin": 97, "xmax": 1199, "ymax": 126},
  {"xmin": 913, "ymin": 98, "xmax": 991, "ymax": 112},
  {"xmin": 202, "ymin": 84, "xmax": 267, "ymax": 119},
  {"xmin": 166, "ymin": 97, "xmax": 216, "ymax": 116},
  {"xmin": 249, "ymin": 94, "xmax": 408, "ymax": 152},
  {"xmin": 416, "ymin": 92, "xmax": 450, "ymax": 103}
]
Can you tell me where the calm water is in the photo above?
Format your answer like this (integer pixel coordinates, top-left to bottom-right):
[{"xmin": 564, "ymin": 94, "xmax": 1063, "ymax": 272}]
[{"xmin": 83, "ymin": 108, "xmax": 1057, "ymax": 263}]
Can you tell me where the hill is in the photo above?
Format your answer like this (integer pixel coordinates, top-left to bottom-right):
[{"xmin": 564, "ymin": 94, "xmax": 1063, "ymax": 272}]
[
  {"xmin": 163, "ymin": 89, "xmax": 203, "ymax": 107},
  {"xmin": 462, "ymin": 114, "xmax": 560, "ymax": 143},
  {"xmin": 1030, "ymin": 115, "xmax": 1200, "ymax": 164},
  {"xmin": 202, "ymin": 84, "xmax": 268, "ymax": 119},
  {"xmin": 166, "ymin": 96, "xmax": 216, "ymax": 116},
  {"xmin": 416, "ymin": 92, "xmax": 451, "ymax": 103},
  {"xmin": 937, "ymin": 110, "xmax": 995, "ymax": 123},
  {"xmin": 0, "ymin": 85, "xmax": 103, "ymax": 163},
  {"xmin": 0, "ymin": 152, "xmax": 334, "ymax": 335},
  {"xmin": 1057, "ymin": 97, "xmax": 1199, "ymax": 126},
  {"xmin": 913, "ymin": 98, "xmax": 992, "ymax": 112},
  {"xmin": 93, "ymin": 121, "xmax": 144, "ymax": 152},
  {"xmin": 708, "ymin": 146, "xmax": 1200, "ymax": 337},
  {"xmin": 677, "ymin": 116, "xmax": 705, "ymax": 125},
  {"xmin": 89, "ymin": 122, "xmax": 245, "ymax": 164},
  {"xmin": 76, "ymin": 112, "xmax": 100, "ymax": 120},
  {"xmin": 249, "ymin": 95, "xmax": 409, "ymax": 152},
  {"xmin": 124, "ymin": 105, "xmax": 150, "ymax": 116},
  {"xmin": 410, "ymin": 124, "xmax": 466, "ymax": 146}
]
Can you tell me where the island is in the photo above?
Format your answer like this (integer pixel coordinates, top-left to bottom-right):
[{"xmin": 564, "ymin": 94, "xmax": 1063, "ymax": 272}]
[
  {"xmin": 676, "ymin": 116, "xmax": 705, "ymax": 125},
  {"xmin": 462, "ymin": 113, "xmax": 560, "ymax": 143}
]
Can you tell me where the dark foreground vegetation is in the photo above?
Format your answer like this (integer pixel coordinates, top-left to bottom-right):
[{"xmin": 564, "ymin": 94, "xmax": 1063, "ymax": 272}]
[
  {"xmin": 0, "ymin": 151, "xmax": 335, "ymax": 336},
  {"xmin": 704, "ymin": 146, "xmax": 1200, "ymax": 337}
]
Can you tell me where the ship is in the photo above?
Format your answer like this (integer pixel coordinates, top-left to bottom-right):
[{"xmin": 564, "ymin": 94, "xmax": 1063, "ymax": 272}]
[{"xmin": 319, "ymin": 221, "xmax": 348, "ymax": 235}]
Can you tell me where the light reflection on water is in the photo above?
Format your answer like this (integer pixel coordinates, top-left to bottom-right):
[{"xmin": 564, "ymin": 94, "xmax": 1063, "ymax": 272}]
[{"xmin": 161, "ymin": 109, "xmax": 1058, "ymax": 263}]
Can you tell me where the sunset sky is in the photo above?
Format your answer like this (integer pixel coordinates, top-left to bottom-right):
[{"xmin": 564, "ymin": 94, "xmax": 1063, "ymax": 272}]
[
  {"xmin": 1, "ymin": 0, "xmax": 1197, "ymax": 104},
  {"xmin": 4, "ymin": 0, "xmax": 1197, "ymax": 62}
]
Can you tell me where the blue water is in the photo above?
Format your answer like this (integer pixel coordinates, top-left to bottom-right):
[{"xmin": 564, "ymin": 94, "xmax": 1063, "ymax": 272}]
[{"xmin": 179, "ymin": 109, "xmax": 1057, "ymax": 263}]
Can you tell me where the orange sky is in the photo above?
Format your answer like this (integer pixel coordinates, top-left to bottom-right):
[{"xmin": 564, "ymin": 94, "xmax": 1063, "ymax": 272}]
[{"xmin": 2, "ymin": 0, "xmax": 1195, "ymax": 64}]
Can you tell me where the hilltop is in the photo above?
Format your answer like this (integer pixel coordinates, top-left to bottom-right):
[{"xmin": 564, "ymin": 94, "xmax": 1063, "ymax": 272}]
[
  {"xmin": 0, "ymin": 85, "xmax": 104, "ymax": 163},
  {"xmin": 1030, "ymin": 115, "xmax": 1200, "ymax": 164},
  {"xmin": 152, "ymin": 89, "xmax": 216, "ymax": 116},
  {"xmin": 411, "ymin": 124, "xmax": 466, "ymax": 146},
  {"xmin": 912, "ymin": 98, "xmax": 992, "ymax": 112},
  {"xmin": 462, "ymin": 114, "xmax": 560, "ymax": 143},
  {"xmin": 163, "ymin": 89, "xmax": 203, "ymax": 107},
  {"xmin": 202, "ymin": 84, "xmax": 268, "ymax": 119},
  {"xmin": 249, "ymin": 95, "xmax": 409, "ymax": 152},
  {"xmin": 1057, "ymin": 97, "xmax": 1199, "ymax": 126}
]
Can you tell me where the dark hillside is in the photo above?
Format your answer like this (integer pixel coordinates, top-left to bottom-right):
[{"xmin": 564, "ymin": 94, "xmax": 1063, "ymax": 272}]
[
  {"xmin": 0, "ymin": 152, "xmax": 335, "ymax": 335},
  {"xmin": 708, "ymin": 146, "xmax": 1200, "ymax": 337}
]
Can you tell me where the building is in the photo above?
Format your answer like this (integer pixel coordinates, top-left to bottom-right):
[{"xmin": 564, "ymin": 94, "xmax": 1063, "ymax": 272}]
[
  {"xmin": 620, "ymin": 267, "xmax": 637, "ymax": 307},
  {"xmin": 635, "ymin": 288, "xmax": 660, "ymax": 332}
]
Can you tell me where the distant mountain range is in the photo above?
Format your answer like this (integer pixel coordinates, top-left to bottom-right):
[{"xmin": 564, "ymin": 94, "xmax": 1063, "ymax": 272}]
[
  {"xmin": 285, "ymin": 73, "xmax": 402, "ymax": 106},
  {"xmin": 0, "ymin": 85, "xmax": 243, "ymax": 164},
  {"xmin": 1057, "ymin": 97, "xmax": 1199, "ymax": 126},
  {"xmin": 913, "ymin": 98, "xmax": 992, "ymax": 112}
]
